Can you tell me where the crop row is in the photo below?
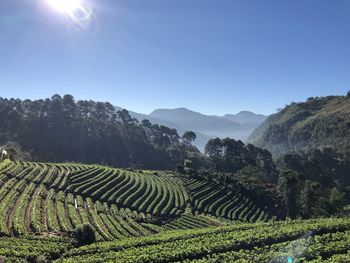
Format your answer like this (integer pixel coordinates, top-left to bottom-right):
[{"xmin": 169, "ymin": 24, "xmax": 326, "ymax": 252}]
[
  {"xmin": 0, "ymin": 236, "xmax": 72, "ymax": 262},
  {"xmin": 0, "ymin": 161, "xmax": 164, "ymax": 241},
  {"xmin": 69, "ymin": 167, "xmax": 189, "ymax": 216},
  {"xmin": 163, "ymin": 213, "xmax": 222, "ymax": 231},
  {"xmin": 58, "ymin": 218, "xmax": 350, "ymax": 262},
  {"xmin": 184, "ymin": 177, "xmax": 269, "ymax": 222}
]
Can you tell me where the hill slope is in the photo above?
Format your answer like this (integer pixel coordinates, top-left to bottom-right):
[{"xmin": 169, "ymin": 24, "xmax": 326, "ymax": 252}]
[
  {"xmin": 59, "ymin": 218, "xmax": 350, "ymax": 263},
  {"xmin": 0, "ymin": 160, "xmax": 273, "ymax": 241},
  {"xmin": 1, "ymin": 160, "xmax": 350, "ymax": 262},
  {"xmin": 248, "ymin": 95, "xmax": 350, "ymax": 156},
  {"xmin": 3, "ymin": 218, "xmax": 350, "ymax": 262}
]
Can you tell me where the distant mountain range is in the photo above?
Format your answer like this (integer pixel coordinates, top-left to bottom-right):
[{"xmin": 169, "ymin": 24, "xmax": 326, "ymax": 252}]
[{"xmin": 116, "ymin": 106, "xmax": 267, "ymax": 150}]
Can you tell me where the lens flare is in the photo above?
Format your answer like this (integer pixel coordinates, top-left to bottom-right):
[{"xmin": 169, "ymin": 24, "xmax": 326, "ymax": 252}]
[{"xmin": 46, "ymin": 0, "xmax": 93, "ymax": 30}]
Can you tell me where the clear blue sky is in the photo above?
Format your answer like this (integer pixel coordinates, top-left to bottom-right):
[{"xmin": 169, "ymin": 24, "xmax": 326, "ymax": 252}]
[{"xmin": 1, "ymin": 0, "xmax": 349, "ymax": 115}]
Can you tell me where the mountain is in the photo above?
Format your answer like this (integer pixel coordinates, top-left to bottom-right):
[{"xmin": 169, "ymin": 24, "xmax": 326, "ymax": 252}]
[
  {"xmin": 248, "ymin": 94, "xmax": 350, "ymax": 156},
  {"xmin": 223, "ymin": 111, "xmax": 267, "ymax": 124},
  {"xmin": 145, "ymin": 108, "xmax": 267, "ymax": 150},
  {"xmin": 115, "ymin": 107, "xmax": 214, "ymax": 151},
  {"xmin": 149, "ymin": 108, "xmax": 242, "ymax": 136},
  {"xmin": 117, "ymin": 107, "xmax": 267, "ymax": 151}
]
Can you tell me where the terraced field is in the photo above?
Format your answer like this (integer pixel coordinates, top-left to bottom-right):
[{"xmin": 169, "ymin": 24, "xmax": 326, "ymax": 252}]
[
  {"xmin": 67, "ymin": 166, "xmax": 189, "ymax": 216},
  {"xmin": 184, "ymin": 177, "xmax": 269, "ymax": 222},
  {"xmin": 0, "ymin": 160, "xmax": 237, "ymax": 242},
  {"xmin": 0, "ymin": 236, "xmax": 72, "ymax": 262},
  {"xmin": 57, "ymin": 218, "xmax": 350, "ymax": 262},
  {"xmin": 0, "ymin": 160, "xmax": 350, "ymax": 262},
  {"xmin": 0, "ymin": 161, "xmax": 162, "ymax": 241}
]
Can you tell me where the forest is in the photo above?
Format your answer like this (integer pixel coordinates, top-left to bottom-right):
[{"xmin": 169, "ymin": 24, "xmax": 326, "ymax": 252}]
[{"xmin": 0, "ymin": 94, "xmax": 198, "ymax": 169}]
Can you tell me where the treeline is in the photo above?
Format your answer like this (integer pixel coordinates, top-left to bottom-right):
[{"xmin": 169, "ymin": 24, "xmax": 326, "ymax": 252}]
[
  {"xmin": 204, "ymin": 138, "xmax": 276, "ymax": 182},
  {"xmin": 0, "ymin": 94, "xmax": 198, "ymax": 169},
  {"xmin": 276, "ymin": 148, "xmax": 350, "ymax": 218},
  {"xmin": 186, "ymin": 138, "xmax": 350, "ymax": 219}
]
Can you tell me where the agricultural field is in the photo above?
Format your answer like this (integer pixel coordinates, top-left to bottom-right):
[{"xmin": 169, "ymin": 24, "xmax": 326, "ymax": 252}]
[
  {"xmin": 0, "ymin": 160, "xmax": 270, "ymax": 240},
  {"xmin": 58, "ymin": 217, "xmax": 350, "ymax": 263},
  {"xmin": 0, "ymin": 159, "xmax": 349, "ymax": 262}
]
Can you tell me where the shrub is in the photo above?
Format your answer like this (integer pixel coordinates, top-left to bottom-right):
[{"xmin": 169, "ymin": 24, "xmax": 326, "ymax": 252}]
[{"xmin": 75, "ymin": 224, "xmax": 96, "ymax": 246}]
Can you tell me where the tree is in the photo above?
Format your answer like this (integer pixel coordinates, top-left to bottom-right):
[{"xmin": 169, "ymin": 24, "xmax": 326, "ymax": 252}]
[
  {"xmin": 75, "ymin": 224, "xmax": 96, "ymax": 246},
  {"xmin": 277, "ymin": 170, "xmax": 301, "ymax": 218},
  {"xmin": 0, "ymin": 141, "xmax": 31, "ymax": 161},
  {"xmin": 329, "ymin": 187, "xmax": 346, "ymax": 209},
  {"xmin": 181, "ymin": 131, "xmax": 196, "ymax": 145},
  {"xmin": 299, "ymin": 180, "xmax": 320, "ymax": 218},
  {"xmin": 205, "ymin": 138, "xmax": 223, "ymax": 160},
  {"xmin": 184, "ymin": 159, "xmax": 192, "ymax": 168},
  {"xmin": 0, "ymin": 95, "xmax": 192, "ymax": 170}
]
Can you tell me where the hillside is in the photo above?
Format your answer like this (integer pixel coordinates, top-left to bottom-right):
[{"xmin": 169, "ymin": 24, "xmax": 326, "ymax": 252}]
[
  {"xmin": 223, "ymin": 111, "xmax": 267, "ymax": 124},
  {"xmin": 121, "ymin": 107, "xmax": 214, "ymax": 151},
  {"xmin": 2, "ymin": 218, "xmax": 350, "ymax": 262},
  {"xmin": 0, "ymin": 149, "xmax": 350, "ymax": 261},
  {"xmin": 0, "ymin": 160, "xmax": 273, "ymax": 239},
  {"xmin": 248, "ymin": 95, "xmax": 350, "ymax": 156},
  {"xmin": 58, "ymin": 218, "xmax": 350, "ymax": 262}
]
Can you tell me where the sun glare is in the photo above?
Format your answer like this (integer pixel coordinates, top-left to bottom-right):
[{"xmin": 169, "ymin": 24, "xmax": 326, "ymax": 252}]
[
  {"xmin": 47, "ymin": 0, "xmax": 81, "ymax": 13},
  {"xmin": 45, "ymin": 0, "xmax": 93, "ymax": 29}
]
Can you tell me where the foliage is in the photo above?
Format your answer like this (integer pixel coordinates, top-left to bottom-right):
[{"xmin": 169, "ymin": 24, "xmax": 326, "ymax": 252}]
[
  {"xmin": 2, "ymin": 218, "xmax": 350, "ymax": 262},
  {"xmin": 0, "ymin": 95, "xmax": 198, "ymax": 169},
  {"xmin": 248, "ymin": 94, "xmax": 350, "ymax": 157},
  {"xmin": 276, "ymin": 148, "xmax": 350, "ymax": 218},
  {"xmin": 204, "ymin": 138, "xmax": 276, "ymax": 178},
  {"xmin": 0, "ymin": 161, "xmax": 167, "ymax": 241},
  {"xmin": 0, "ymin": 160, "xmax": 350, "ymax": 262},
  {"xmin": 183, "ymin": 176, "xmax": 272, "ymax": 222},
  {"xmin": 75, "ymin": 224, "xmax": 96, "ymax": 246},
  {"xmin": 57, "ymin": 218, "xmax": 350, "ymax": 262},
  {"xmin": 181, "ymin": 131, "xmax": 197, "ymax": 145},
  {"xmin": 0, "ymin": 141, "xmax": 31, "ymax": 161},
  {"xmin": 0, "ymin": 236, "xmax": 72, "ymax": 262}
]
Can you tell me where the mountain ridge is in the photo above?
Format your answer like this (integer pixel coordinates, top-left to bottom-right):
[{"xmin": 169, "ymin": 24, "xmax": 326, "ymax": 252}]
[
  {"xmin": 117, "ymin": 106, "xmax": 267, "ymax": 150},
  {"xmin": 248, "ymin": 94, "xmax": 350, "ymax": 156}
]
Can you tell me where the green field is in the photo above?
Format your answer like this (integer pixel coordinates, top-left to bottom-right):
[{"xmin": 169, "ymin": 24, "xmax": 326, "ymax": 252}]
[{"xmin": 0, "ymin": 160, "xmax": 349, "ymax": 262}]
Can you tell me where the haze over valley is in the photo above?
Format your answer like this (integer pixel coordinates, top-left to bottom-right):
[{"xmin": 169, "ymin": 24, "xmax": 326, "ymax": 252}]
[{"xmin": 117, "ymin": 106, "xmax": 267, "ymax": 150}]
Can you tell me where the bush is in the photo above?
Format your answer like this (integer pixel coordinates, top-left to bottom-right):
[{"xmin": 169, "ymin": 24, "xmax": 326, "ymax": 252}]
[
  {"xmin": 75, "ymin": 224, "xmax": 96, "ymax": 246},
  {"xmin": 184, "ymin": 159, "xmax": 192, "ymax": 168},
  {"xmin": 35, "ymin": 255, "xmax": 48, "ymax": 263},
  {"xmin": 176, "ymin": 164, "xmax": 184, "ymax": 174}
]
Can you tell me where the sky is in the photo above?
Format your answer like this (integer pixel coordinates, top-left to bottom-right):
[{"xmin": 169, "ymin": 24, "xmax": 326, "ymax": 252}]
[{"xmin": 0, "ymin": 0, "xmax": 350, "ymax": 115}]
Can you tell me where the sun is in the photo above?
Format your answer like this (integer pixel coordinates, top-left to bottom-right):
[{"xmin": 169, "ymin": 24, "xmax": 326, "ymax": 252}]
[{"xmin": 47, "ymin": 0, "xmax": 82, "ymax": 13}]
